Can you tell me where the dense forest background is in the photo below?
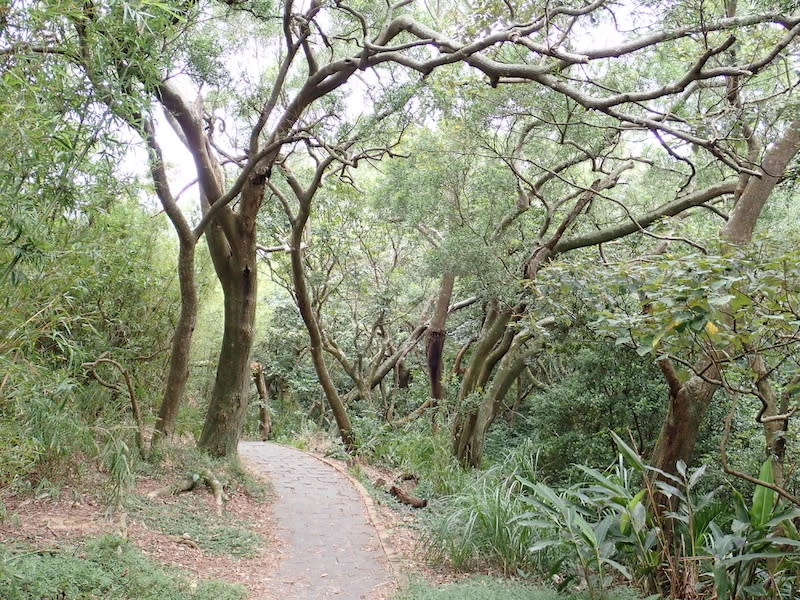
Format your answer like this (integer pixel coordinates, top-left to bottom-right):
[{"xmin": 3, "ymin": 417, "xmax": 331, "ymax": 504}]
[{"xmin": 3, "ymin": 0, "xmax": 800, "ymax": 598}]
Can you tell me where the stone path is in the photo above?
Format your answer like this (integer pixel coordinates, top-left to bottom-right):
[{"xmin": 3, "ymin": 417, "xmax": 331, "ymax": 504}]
[{"xmin": 239, "ymin": 441, "xmax": 395, "ymax": 600}]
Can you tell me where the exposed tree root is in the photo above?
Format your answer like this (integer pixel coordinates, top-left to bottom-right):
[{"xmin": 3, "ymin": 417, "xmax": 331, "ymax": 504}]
[{"xmin": 147, "ymin": 470, "xmax": 228, "ymax": 515}]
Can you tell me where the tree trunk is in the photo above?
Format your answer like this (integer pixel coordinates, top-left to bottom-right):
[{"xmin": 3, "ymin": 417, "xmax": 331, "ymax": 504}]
[
  {"xmin": 142, "ymin": 121, "xmax": 200, "ymax": 453},
  {"xmin": 197, "ymin": 212, "xmax": 258, "ymax": 457},
  {"xmin": 452, "ymin": 327, "xmax": 529, "ymax": 466},
  {"xmin": 720, "ymin": 120, "xmax": 800, "ymax": 244},
  {"xmin": 451, "ymin": 301, "xmax": 516, "ymax": 465},
  {"xmin": 750, "ymin": 353, "xmax": 787, "ymax": 486},
  {"xmin": 152, "ymin": 241, "xmax": 197, "ymax": 447},
  {"xmin": 650, "ymin": 358, "xmax": 719, "ymax": 475},
  {"xmin": 290, "ymin": 219, "xmax": 355, "ymax": 452},
  {"xmin": 651, "ymin": 120, "xmax": 800, "ymax": 476},
  {"xmin": 427, "ymin": 271, "xmax": 455, "ymax": 401},
  {"xmin": 252, "ymin": 362, "xmax": 273, "ymax": 441}
]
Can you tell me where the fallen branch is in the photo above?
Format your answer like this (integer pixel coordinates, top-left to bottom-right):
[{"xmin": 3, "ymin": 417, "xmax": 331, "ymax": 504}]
[{"xmin": 389, "ymin": 485, "xmax": 427, "ymax": 508}]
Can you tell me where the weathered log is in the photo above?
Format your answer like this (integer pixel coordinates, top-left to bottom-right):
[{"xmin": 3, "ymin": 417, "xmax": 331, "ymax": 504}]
[{"xmin": 389, "ymin": 485, "xmax": 427, "ymax": 508}]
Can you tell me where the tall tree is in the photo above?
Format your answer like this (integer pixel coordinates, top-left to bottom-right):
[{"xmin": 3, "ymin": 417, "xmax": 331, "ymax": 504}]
[{"xmin": 6, "ymin": 0, "xmax": 798, "ymax": 459}]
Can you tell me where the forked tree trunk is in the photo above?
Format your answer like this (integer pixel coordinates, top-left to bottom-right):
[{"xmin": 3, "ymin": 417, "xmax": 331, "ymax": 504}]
[
  {"xmin": 452, "ymin": 343, "xmax": 528, "ymax": 467},
  {"xmin": 451, "ymin": 301, "xmax": 515, "ymax": 465}
]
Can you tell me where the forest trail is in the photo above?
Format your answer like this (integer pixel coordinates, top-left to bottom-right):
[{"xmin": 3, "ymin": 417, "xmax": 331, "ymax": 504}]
[{"xmin": 239, "ymin": 441, "xmax": 396, "ymax": 600}]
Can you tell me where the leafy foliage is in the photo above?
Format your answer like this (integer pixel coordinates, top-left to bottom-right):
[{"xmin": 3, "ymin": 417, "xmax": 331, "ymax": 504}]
[{"xmin": 0, "ymin": 200, "xmax": 179, "ymax": 492}]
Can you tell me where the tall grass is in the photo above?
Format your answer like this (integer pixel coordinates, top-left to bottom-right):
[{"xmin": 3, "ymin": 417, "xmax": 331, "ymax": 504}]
[{"xmin": 424, "ymin": 440, "xmax": 548, "ymax": 574}]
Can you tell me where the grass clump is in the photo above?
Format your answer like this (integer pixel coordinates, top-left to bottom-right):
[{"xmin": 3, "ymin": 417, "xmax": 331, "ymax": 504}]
[
  {"xmin": 423, "ymin": 440, "xmax": 546, "ymax": 574},
  {"xmin": 0, "ymin": 535, "xmax": 245, "ymax": 600}
]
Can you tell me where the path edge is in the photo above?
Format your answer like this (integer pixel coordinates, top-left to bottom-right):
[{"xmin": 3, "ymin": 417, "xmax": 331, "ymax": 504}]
[
  {"xmin": 239, "ymin": 441, "xmax": 403, "ymax": 581},
  {"xmin": 299, "ymin": 449, "xmax": 403, "ymax": 580}
]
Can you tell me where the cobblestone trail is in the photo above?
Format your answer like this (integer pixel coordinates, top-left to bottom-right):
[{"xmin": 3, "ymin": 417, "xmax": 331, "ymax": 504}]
[{"xmin": 239, "ymin": 441, "xmax": 394, "ymax": 600}]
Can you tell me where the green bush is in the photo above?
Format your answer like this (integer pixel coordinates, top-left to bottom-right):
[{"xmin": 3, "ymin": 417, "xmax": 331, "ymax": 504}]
[{"xmin": 0, "ymin": 200, "xmax": 181, "ymax": 493}]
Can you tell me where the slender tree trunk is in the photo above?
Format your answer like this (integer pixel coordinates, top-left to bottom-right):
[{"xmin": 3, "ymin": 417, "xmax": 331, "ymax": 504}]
[
  {"xmin": 290, "ymin": 218, "xmax": 355, "ymax": 452},
  {"xmin": 252, "ymin": 362, "xmax": 272, "ymax": 441},
  {"xmin": 198, "ymin": 267, "xmax": 258, "ymax": 455},
  {"xmin": 720, "ymin": 120, "xmax": 800, "ymax": 244},
  {"xmin": 142, "ymin": 121, "xmax": 200, "ymax": 452},
  {"xmin": 427, "ymin": 271, "xmax": 455, "ymax": 401},
  {"xmin": 152, "ymin": 241, "xmax": 197, "ymax": 447}
]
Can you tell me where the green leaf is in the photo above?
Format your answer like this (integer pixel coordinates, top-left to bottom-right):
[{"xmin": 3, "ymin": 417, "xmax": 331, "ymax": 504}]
[
  {"xmin": 529, "ymin": 540, "xmax": 561, "ymax": 552},
  {"xmin": 609, "ymin": 431, "xmax": 645, "ymax": 472},
  {"xmin": 687, "ymin": 464, "xmax": 707, "ymax": 490},
  {"xmin": 601, "ymin": 557, "xmax": 632, "ymax": 579},
  {"xmin": 751, "ymin": 458, "xmax": 776, "ymax": 527}
]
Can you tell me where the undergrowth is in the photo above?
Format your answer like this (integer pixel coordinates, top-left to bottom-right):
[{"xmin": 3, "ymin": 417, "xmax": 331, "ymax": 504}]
[
  {"xmin": 352, "ymin": 415, "xmax": 471, "ymax": 497},
  {"xmin": 129, "ymin": 495, "xmax": 263, "ymax": 557},
  {"xmin": 0, "ymin": 535, "xmax": 245, "ymax": 600},
  {"xmin": 423, "ymin": 440, "xmax": 544, "ymax": 574},
  {"xmin": 394, "ymin": 576, "xmax": 642, "ymax": 600}
]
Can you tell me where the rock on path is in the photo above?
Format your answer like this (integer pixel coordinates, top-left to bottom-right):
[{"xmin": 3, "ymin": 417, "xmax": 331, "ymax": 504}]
[{"xmin": 239, "ymin": 441, "xmax": 394, "ymax": 600}]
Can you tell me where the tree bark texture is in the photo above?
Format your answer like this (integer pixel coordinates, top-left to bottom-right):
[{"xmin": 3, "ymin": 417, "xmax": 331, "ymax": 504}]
[
  {"xmin": 153, "ymin": 241, "xmax": 197, "ymax": 446},
  {"xmin": 650, "ymin": 358, "xmax": 719, "ymax": 475},
  {"xmin": 721, "ymin": 120, "xmax": 800, "ymax": 244},
  {"xmin": 198, "ymin": 200, "xmax": 259, "ymax": 457},
  {"xmin": 427, "ymin": 271, "xmax": 455, "ymax": 400},
  {"xmin": 750, "ymin": 353, "xmax": 787, "ymax": 485}
]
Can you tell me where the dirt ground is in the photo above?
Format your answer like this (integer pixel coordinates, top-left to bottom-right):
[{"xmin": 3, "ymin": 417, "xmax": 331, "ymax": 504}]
[{"xmin": 0, "ymin": 443, "xmax": 455, "ymax": 599}]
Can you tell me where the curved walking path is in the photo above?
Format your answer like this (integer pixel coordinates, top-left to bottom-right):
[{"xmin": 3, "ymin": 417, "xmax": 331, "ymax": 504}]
[{"xmin": 239, "ymin": 441, "xmax": 395, "ymax": 600}]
